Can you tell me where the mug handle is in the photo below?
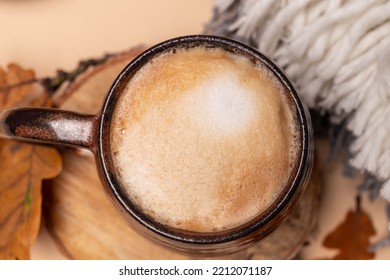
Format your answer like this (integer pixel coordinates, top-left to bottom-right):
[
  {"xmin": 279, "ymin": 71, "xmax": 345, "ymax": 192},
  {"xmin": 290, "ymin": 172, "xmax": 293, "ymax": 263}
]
[{"xmin": 0, "ymin": 107, "xmax": 97, "ymax": 150}]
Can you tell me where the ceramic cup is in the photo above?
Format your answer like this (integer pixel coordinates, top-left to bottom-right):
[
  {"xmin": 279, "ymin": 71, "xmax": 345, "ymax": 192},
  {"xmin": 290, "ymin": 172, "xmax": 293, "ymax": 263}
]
[{"xmin": 0, "ymin": 35, "xmax": 313, "ymax": 255}]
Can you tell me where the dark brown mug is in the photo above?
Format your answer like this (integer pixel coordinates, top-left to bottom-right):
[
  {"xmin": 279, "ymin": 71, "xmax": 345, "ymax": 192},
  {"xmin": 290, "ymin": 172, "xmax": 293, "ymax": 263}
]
[{"xmin": 0, "ymin": 35, "xmax": 313, "ymax": 255}]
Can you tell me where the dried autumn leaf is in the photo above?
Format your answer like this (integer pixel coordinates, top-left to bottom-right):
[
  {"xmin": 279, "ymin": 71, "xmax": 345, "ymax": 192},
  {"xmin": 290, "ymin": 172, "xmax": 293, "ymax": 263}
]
[
  {"xmin": 0, "ymin": 141, "xmax": 61, "ymax": 259},
  {"xmin": 0, "ymin": 64, "xmax": 62, "ymax": 259},
  {"xmin": 0, "ymin": 64, "xmax": 36, "ymax": 109},
  {"xmin": 323, "ymin": 197, "xmax": 376, "ymax": 260}
]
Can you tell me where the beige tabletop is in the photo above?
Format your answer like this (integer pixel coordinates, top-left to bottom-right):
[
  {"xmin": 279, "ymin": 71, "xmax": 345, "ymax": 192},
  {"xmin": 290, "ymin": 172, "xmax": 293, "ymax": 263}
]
[
  {"xmin": 1, "ymin": 0, "xmax": 390, "ymax": 260},
  {"xmin": 0, "ymin": 0, "xmax": 213, "ymax": 76}
]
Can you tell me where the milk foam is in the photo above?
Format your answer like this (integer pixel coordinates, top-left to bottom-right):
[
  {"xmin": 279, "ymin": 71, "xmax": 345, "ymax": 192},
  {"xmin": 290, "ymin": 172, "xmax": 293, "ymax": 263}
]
[
  {"xmin": 110, "ymin": 47, "xmax": 301, "ymax": 232},
  {"xmin": 190, "ymin": 73, "xmax": 258, "ymax": 135}
]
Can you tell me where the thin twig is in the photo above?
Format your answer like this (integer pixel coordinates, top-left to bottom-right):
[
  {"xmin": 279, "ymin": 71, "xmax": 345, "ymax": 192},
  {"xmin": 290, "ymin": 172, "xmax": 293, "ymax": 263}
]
[
  {"xmin": 0, "ymin": 52, "xmax": 117, "ymax": 96},
  {"xmin": 0, "ymin": 79, "xmax": 41, "ymax": 93}
]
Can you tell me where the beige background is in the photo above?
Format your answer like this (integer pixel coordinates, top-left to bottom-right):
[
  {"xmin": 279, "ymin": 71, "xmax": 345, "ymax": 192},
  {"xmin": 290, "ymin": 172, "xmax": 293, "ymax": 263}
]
[
  {"xmin": 1, "ymin": 0, "xmax": 390, "ymax": 260},
  {"xmin": 0, "ymin": 0, "xmax": 214, "ymax": 76}
]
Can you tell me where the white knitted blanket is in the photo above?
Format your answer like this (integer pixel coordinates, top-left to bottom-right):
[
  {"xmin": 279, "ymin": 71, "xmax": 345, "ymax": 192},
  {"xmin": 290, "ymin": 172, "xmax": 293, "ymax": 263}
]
[{"xmin": 206, "ymin": 0, "xmax": 390, "ymax": 204}]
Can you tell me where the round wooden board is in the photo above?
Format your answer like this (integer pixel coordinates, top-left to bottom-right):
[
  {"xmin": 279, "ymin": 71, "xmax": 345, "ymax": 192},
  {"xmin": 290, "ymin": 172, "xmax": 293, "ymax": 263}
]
[{"xmin": 42, "ymin": 48, "xmax": 322, "ymax": 259}]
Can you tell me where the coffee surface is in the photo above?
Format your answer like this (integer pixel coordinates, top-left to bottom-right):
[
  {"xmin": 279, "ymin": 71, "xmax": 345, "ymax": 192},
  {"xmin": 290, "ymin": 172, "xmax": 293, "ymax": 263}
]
[{"xmin": 110, "ymin": 47, "xmax": 300, "ymax": 232}]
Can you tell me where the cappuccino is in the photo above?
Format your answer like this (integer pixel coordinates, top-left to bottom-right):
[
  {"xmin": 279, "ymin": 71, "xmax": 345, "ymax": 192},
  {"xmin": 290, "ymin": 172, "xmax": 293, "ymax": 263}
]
[{"xmin": 110, "ymin": 46, "xmax": 301, "ymax": 232}]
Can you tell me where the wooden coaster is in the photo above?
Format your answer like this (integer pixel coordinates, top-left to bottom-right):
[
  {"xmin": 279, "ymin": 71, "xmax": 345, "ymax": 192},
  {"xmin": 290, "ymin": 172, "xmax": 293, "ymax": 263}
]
[{"xmin": 42, "ymin": 48, "xmax": 322, "ymax": 259}]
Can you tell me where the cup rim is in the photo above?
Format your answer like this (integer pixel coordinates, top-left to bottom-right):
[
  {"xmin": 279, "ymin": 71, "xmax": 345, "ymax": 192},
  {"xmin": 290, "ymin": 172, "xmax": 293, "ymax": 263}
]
[{"xmin": 97, "ymin": 34, "xmax": 312, "ymax": 249}]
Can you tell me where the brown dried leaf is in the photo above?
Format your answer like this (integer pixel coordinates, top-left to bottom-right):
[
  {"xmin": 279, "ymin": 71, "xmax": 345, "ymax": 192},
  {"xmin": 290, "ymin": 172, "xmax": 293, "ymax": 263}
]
[
  {"xmin": 323, "ymin": 198, "xmax": 376, "ymax": 260},
  {"xmin": 0, "ymin": 64, "xmax": 36, "ymax": 109},
  {"xmin": 0, "ymin": 64, "xmax": 62, "ymax": 259}
]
